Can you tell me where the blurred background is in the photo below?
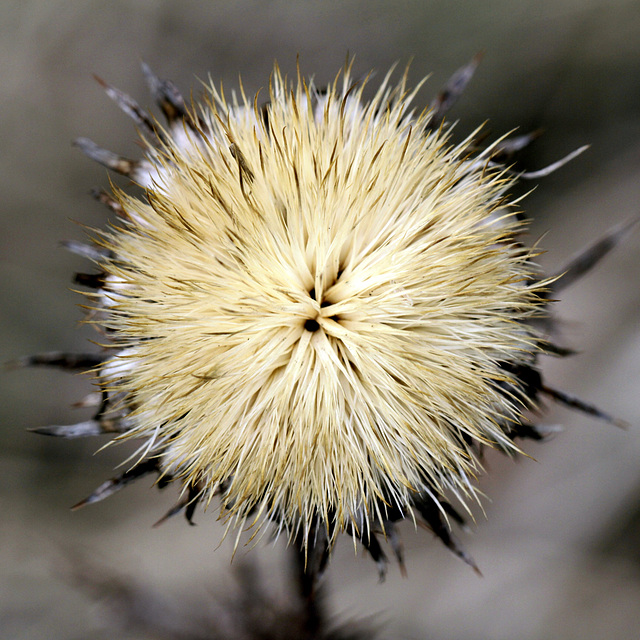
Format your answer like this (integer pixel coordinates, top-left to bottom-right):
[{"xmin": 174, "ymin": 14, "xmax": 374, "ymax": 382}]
[{"xmin": 2, "ymin": 1, "xmax": 640, "ymax": 638}]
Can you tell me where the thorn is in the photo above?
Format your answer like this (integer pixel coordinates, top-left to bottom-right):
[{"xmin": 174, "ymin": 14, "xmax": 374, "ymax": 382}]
[
  {"xmin": 493, "ymin": 129, "xmax": 544, "ymax": 158},
  {"xmin": 90, "ymin": 188, "xmax": 127, "ymax": 217},
  {"xmin": 28, "ymin": 418, "xmax": 124, "ymax": 438},
  {"xmin": 74, "ymin": 272, "xmax": 106, "ymax": 289},
  {"xmin": 415, "ymin": 493, "xmax": 481, "ymax": 574},
  {"xmin": 72, "ymin": 392, "xmax": 103, "ymax": 409},
  {"xmin": 184, "ymin": 494, "xmax": 199, "ymax": 525},
  {"xmin": 71, "ymin": 459, "xmax": 159, "ymax": 510},
  {"xmin": 152, "ymin": 482, "xmax": 202, "ymax": 528},
  {"xmin": 510, "ymin": 422, "xmax": 563, "ymax": 441},
  {"xmin": 430, "ymin": 52, "xmax": 483, "ymax": 127},
  {"xmin": 517, "ymin": 145, "xmax": 589, "ymax": 179},
  {"xmin": 60, "ymin": 240, "xmax": 110, "ymax": 262},
  {"xmin": 6, "ymin": 351, "xmax": 104, "ymax": 371},
  {"xmin": 153, "ymin": 497, "xmax": 188, "ymax": 528},
  {"xmin": 543, "ymin": 342, "xmax": 579, "ymax": 358},
  {"xmin": 141, "ymin": 61, "xmax": 190, "ymax": 125},
  {"xmin": 74, "ymin": 137, "xmax": 136, "ymax": 176},
  {"xmin": 541, "ymin": 385, "xmax": 628, "ymax": 429},
  {"xmin": 441, "ymin": 501, "xmax": 467, "ymax": 528},
  {"xmin": 551, "ymin": 217, "xmax": 640, "ymax": 292},
  {"xmin": 358, "ymin": 531, "xmax": 388, "ymax": 582},
  {"xmin": 531, "ymin": 423, "xmax": 564, "ymax": 438},
  {"xmin": 93, "ymin": 74, "xmax": 156, "ymax": 135},
  {"xmin": 385, "ymin": 521, "xmax": 407, "ymax": 577}
]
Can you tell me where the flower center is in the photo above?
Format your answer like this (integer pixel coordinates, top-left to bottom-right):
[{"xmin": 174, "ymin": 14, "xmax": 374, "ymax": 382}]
[
  {"xmin": 304, "ymin": 318, "xmax": 320, "ymax": 332},
  {"xmin": 306, "ymin": 285, "xmax": 341, "ymax": 332}
]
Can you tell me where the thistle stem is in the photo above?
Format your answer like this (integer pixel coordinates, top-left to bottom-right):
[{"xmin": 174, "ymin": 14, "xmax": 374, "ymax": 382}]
[{"xmin": 293, "ymin": 545, "xmax": 323, "ymax": 639}]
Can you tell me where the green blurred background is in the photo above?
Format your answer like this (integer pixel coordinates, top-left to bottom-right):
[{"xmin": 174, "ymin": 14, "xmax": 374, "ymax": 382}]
[{"xmin": 2, "ymin": 1, "xmax": 640, "ymax": 638}]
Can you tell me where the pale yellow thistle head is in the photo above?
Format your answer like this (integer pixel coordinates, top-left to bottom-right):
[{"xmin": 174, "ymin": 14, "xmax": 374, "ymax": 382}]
[
  {"xmin": 94, "ymin": 63, "xmax": 541, "ymax": 541},
  {"xmin": 29, "ymin": 58, "xmax": 627, "ymax": 579}
]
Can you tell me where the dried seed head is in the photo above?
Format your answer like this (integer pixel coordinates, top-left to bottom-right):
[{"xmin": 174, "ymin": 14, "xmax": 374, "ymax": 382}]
[
  {"xmin": 95, "ymin": 63, "xmax": 541, "ymax": 538},
  {"xmin": 25, "ymin": 59, "xmax": 628, "ymax": 579}
]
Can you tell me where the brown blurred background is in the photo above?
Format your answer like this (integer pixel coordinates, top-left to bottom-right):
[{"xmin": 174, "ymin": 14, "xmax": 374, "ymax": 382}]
[{"xmin": 2, "ymin": 1, "xmax": 640, "ymax": 638}]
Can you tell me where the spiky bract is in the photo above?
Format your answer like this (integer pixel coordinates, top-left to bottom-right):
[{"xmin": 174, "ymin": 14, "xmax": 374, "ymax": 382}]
[{"xmin": 91, "ymin": 64, "xmax": 543, "ymax": 546}]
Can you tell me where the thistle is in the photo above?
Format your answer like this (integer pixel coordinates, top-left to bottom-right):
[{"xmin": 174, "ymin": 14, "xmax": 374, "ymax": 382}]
[{"xmin": 20, "ymin": 57, "xmax": 631, "ymax": 586}]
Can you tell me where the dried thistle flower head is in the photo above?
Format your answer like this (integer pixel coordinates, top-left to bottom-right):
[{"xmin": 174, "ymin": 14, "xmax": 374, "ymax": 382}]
[{"xmin": 23, "ymin": 58, "xmax": 630, "ymax": 581}]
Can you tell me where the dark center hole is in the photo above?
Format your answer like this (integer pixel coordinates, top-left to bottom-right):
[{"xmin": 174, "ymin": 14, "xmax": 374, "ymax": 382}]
[{"xmin": 304, "ymin": 318, "xmax": 320, "ymax": 332}]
